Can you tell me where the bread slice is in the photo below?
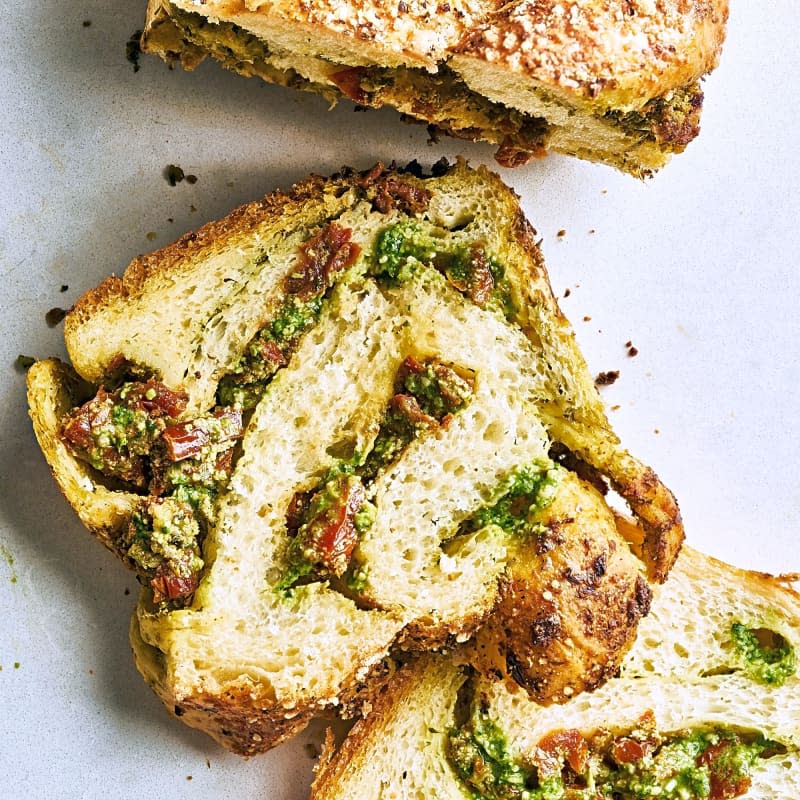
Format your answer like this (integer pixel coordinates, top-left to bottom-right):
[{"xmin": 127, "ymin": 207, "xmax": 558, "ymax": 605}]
[
  {"xmin": 141, "ymin": 0, "xmax": 727, "ymax": 176},
  {"xmin": 27, "ymin": 160, "xmax": 681, "ymax": 754},
  {"xmin": 311, "ymin": 546, "xmax": 800, "ymax": 799}
]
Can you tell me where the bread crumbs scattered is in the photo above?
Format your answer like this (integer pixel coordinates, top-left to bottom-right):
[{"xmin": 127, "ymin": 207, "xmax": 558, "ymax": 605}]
[
  {"xmin": 654, "ymin": 428, "xmax": 661, "ymax": 435},
  {"xmin": 628, "ymin": 346, "xmax": 639, "ymax": 357},
  {"xmin": 89, "ymin": 669, "xmax": 94, "ymax": 675},
  {"xmin": 563, "ymin": 288, "xmax": 571, "ymax": 298},
  {"xmin": 611, "ymin": 404, "xmax": 621, "ymax": 411},
  {"xmin": 557, "ymin": 229, "xmax": 566, "ymax": 238},
  {"xmin": 124, "ymin": 587, "xmax": 130, "ymax": 595},
  {"xmin": 588, "ymin": 228, "xmax": 596, "ymax": 234},
  {"xmin": 186, "ymin": 174, "xmax": 198, "ymax": 185},
  {"xmin": 46, "ymin": 307, "xmax": 67, "ymax": 327},
  {"xmin": 190, "ymin": 204, "xmax": 197, "ymax": 212},
  {"xmin": 583, "ymin": 316, "xmax": 591, "ymax": 322},
  {"xmin": 14, "ymin": 662, "xmax": 20, "ymax": 669},
  {"xmin": 206, "ymin": 758, "xmax": 211, "ymax": 769},
  {"xmin": 595, "ymin": 370, "xmax": 620, "ymax": 387},
  {"xmin": 82, "ymin": 20, "xmax": 91, "ymax": 27},
  {"xmin": 60, "ymin": 284, "xmax": 69, "ymax": 292},
  {"xmin": 187, "ymin": 776, "xmax": 193, "ymax": 781},
  {"xmin": 146, "ymin": 232, "xmax": 156, "ymax": 241}
]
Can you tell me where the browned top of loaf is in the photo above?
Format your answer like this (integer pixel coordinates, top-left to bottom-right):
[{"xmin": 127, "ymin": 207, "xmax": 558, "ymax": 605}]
[
  {"xmin": 174, "ymin": 0, "xmax": 727, "ymax": 103},
  {"xmin": 453, "ymin": 0, "xmax": 729, "ymax": 108}
]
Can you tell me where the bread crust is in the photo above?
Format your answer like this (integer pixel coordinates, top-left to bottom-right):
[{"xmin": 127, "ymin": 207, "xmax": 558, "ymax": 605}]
[{"xmin": 452, "ymin": 0, "xmax": 729, "ymax": 111}]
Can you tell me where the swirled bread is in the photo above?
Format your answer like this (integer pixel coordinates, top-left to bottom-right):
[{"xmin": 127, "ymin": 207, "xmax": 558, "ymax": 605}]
[
  {"xmin": 27, "ymin": 161, "xmax": 681, "ymax": 754},
  {"xmin": 141, "ymin": 0, "xmax": 727, "ymax": 176},
  {"xmin": 311, "ymin": 546, "xmax": 800, "ymax": 800}
]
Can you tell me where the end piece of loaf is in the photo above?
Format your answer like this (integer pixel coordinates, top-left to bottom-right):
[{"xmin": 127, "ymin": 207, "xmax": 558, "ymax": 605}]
[
  {"xmin": 141, "ymin": 0, "xmax": 727, "ymax": 176},
  {"xmin": 311, "ymin": 546, "xmax": 800, "ymax": 800}
]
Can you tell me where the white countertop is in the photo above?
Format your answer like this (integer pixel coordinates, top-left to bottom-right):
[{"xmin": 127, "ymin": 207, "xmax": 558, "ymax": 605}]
[{"xmin": 1, "ymin": 2, "xmax": 798, "ymax": 797}]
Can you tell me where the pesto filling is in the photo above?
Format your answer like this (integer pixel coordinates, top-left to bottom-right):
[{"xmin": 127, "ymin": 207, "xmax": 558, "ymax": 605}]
[
  {"xmin": 448, "ymin": 711, "xmax": 777, "ymax": 800},
  {"xmin": 462, "ymin": 461, "xmax": 561, "ymax": 537},
  {"xmin": 370, "ymin": 220, "xmax": 515, "ymax": 316},
  {"xmin": 730, "ymin": 622, "xmax": 796, "ymax": 687},
  {"xmin": 277, "ymin": 356, "xmax": 475, "ymax": 594}
]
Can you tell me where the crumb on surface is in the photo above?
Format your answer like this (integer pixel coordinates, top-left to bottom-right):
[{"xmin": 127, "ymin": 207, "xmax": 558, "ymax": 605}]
[
  {"xmin": 82, "ymin": 20, "xmax": 91, "ymax": 27},
  {"xmin": 146, "ymin": 232, "xmax": 156, "ymax": 241},
  {"xmin": 563, "ymin": 288, "xmax": 571, "ymax": 298},
  {"xmin": 588, "ymin": 228, "xmax": 596, "ymax": 234},
  {"xmin": 165, "ymin": 164, "xmax": 185, "ymax": 186},
  {"xmin": 46, "ymin": 307, "xmax": 67, "ymax": 327},
  {"xmin": 15, "ymin": 355, "xmax": 35, "ymax": 371},
  {"xmin": 611, "ymin": 404, "xmax": 621, "ymax": 411},
  {"xmin": 628, "ymin": 346, "xmax": 639, "ymax": 357},
  {"xmin": 595, "ymin": 370, "xmax": 620, "ymax": 387},
  {"xmin": 60, "ymin": 284, "xmax": 69, "ymax": 292},
  {"xmin": 126, "ymin": 30, "xmax": 143, "ymax": 72},
  {"xmin": 583, "ymin": 316, "xmax": 591, "ymax": 322},
  {"xmin": 557, "ymin": 229, "xmax": 566, "ymax": 238},
  {"xmin": 186, "ymin": 174, "xmax": 198, "ymax": 185}
]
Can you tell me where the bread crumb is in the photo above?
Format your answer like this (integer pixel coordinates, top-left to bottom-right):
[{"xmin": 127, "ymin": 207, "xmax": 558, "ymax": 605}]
[
  {"xmin": 126, "ymin": 30, "xmax": 143, "ymax": 73},
  {"xmin": 588, "ymin": 228, "xmax": 596, "ymax": 234},
  {"xmin": 556, "ymin": 229, "xmax": 566, "ymax": 238},
  {"xmin": 186, "ymin": 174, "xmax": 198, "ymax": 185},
  {"xmin": 583, "ymin": 316, "xmax": 591, "ymax": 322},
  {"xmin": 82, "ymin": 20, "xmax": 91, "ymax": 27},
  {"xmin": 60, "ymin": 284, "xmax": 69, "ymax": 292},
  {"xmin": 628, "ymin": 346, "xmax": 639, "ymax": 357},
  {"xmin": 563, "ymin": 288, "xmax": 571, "ymax": 298},
  {"xmin": 305, "ymin": 743, "xmax": 321, "ymax": 759},
  {"xmin": 46, "ymin": 307, "xmax": 67, "ymax": 327},
  {"xmin": 15, "ymin": 355, "xmax": 35, "ymax": 371},
  {"xmin": 146, "ymin": 232, "xmax": 156, "ymax": 241},
  {"xmin": 165, "ymin": 165, "xmax": 185, "ymax": 186},
  {"xmin": 610, "ymin": 404, "xmax": 621, "ymax": 411},
  {"xmin": 595, "ymin": 370, "xmax": 619, "ymax": 387},
  {"xmin": 186, "ymin": 776, "xmax": 193, "ymax": 781},
  {"xmin": 654, "ymin": 428, "xmax": 660, "ymax": 435}
]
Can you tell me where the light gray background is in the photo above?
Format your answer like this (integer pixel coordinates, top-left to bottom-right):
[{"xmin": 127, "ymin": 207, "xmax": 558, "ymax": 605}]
[{"xmin": 1, "ymin": 2, "xmax": 798, "ymax": 797}]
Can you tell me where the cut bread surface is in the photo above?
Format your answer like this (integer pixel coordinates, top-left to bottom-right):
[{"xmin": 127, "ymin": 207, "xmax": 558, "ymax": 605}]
[
  {"xmin": 28, "ymin": 161, "xmax": 682, "ymax": 754},
  {"xmin": 311, "ymin": 547, "xmax": 800, "ymax": 800},
  {"xmin": 142, "ymin": 0, "xmax": 727, "ymax": 175}
]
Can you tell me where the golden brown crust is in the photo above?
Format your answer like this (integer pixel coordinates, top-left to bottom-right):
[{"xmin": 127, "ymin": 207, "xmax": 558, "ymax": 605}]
[
  {"xmin": 453, "ymin": 0, "xmax": 729, "ymax": 110},
  {"xmin": 468, "ymin": 473, "xmax": 651, "ymax": 704},
  {"xmin": 65, "ymin": 173, "xmax": 340, "ymax": 383}
]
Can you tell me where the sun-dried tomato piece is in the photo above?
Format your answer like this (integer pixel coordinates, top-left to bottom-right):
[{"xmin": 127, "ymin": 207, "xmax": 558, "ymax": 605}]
[
  {"xmin": 287, "ymin": 223, "xmax": 361, "ymax": 300},
  {"xmin": 150, "ymin": 562, "xmax": 199, "ymax": 604}
]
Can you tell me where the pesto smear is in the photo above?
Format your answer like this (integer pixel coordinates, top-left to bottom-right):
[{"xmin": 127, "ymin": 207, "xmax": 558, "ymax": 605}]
[
  {"xmin": 730, "ymin": 622, "xmax": 796, "ymax": 686},
  {"xmin": 371, "ymin": 220, "xmax": 514, "ymax": 314},
  {"xmin": 447, "ymin": 711, "xmax": 776, "ymax": 800},
  {"xmin": 463, "ymin": 461, "xmax": 561, "ymax": 537}
]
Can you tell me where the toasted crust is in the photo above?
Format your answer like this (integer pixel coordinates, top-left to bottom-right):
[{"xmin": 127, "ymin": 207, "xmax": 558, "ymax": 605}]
[{"xmin": 452, "ymin": 0, "xmax": 729, "ymax": 111}]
